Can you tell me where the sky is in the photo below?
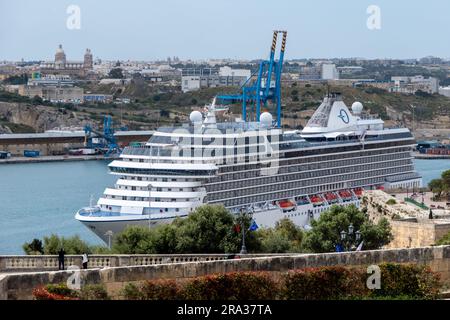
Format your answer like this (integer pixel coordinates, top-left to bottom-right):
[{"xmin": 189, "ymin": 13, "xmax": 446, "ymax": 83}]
[{"xmin": 1, "ymin": 0, "xmax": 450, "ymax": 61}]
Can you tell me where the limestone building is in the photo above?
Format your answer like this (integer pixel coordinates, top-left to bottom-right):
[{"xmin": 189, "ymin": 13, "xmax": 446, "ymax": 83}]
[{"xmin": 40, "ymin": 45, "xmax": 93, "ymax": 78}]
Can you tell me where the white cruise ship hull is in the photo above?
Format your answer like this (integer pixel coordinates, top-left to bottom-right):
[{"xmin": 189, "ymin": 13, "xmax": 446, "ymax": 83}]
[{"xmin": 76, "ymin": 199, "xmax": 361, "ymax": 243}]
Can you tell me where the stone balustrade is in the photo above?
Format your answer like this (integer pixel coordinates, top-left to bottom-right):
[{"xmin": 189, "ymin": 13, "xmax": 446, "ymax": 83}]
[{"xmin": 0, "ymin": 254, "xmax": 288, "ymax": 272}]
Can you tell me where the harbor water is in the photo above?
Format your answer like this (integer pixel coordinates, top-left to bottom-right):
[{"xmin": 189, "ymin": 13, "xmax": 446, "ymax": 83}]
[{"xmin": 0, "ymin": 159, "xmax": 448, "ymax": 254}]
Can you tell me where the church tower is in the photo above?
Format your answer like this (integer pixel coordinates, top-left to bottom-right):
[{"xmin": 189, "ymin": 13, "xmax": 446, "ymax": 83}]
[
  {"xmin": 83, "ymin": 48, "xmax": 93, "ymax": 70},
  {"xmin": 54, "ymin": 44, "xmax": 66, "ymax": 69}
]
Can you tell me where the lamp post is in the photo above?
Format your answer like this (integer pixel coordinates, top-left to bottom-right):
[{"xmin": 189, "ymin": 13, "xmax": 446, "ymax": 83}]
[
  {"xmin": 239, "ymin": 208, "xmax": 247, "ymax": 254},
  {"xmin": 339, "ymin": 224, "xmax": 361, "ymax": 251}
]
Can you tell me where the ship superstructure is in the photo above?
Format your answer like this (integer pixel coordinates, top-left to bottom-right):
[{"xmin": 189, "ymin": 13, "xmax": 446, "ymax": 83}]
[{"xmin": 76, "ymin": 94, "xmax": 421, "ymax": 242}]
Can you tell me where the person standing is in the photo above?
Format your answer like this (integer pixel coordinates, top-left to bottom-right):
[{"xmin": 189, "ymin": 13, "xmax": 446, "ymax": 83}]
[
  {"xmin": 82, "ymin": 253, "xmax": 89, "ymax": 269},
  {"xmin": 58, "ymin": 247, "xmax": 65, "ymax": 270}
]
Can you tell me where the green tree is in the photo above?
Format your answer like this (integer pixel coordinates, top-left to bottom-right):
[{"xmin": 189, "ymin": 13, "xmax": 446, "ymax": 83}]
[
  {"xmin": 108, "ymin": 68, "xmax": 124, "ymax": 79},
  {"xmin": 112, "ymin": 205, "xmax": 260, "ymax": 254},
  {"xmin": 429, "ymin": 178, "xmax": 444, "ymax": 199},
  {"xmin": 112, "ymin": 225, "xmax": 153, "ymax": 254},
  {"xmin": 42, "ymin": 234, "xmax": 92, "ymax": 254},
  {"xmin": 302, "ymin": 205, "xmax": 393, "ymax": 253},
  {"xmin": 253, "ymin": 218, "xmax": 303, "ymax": 253},
  {"xmin": 22, "ymin": 238, "xmax": 44, "ymax": 255},
  {"xmin": 442, "ymin": 169, "xmax": 450, "ymax": 197},
  {"xmin": 174, "ymin": 205, "xmax": 243, "ymax": 253},
  {"xmin": 31, "ymin": 95, "xmax": 43, "ymax": 105}
]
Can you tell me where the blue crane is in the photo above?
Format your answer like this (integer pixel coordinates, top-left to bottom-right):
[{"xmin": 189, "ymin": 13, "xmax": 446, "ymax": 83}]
[
  {"xmin": 217, "ymin": 30, "xmax": 287, "ymax": 127},
  {"xmin": 84, "ymin": 115, "xmax": 121, "ymax": 156}
]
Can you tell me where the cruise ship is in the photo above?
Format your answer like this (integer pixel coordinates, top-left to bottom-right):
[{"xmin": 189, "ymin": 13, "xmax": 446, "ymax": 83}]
[{"xmin": 76, "ymin": 93, "xmax": 421, "ymax": 242}]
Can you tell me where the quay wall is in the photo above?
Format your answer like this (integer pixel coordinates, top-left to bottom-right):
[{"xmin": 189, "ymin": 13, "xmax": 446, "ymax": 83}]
[{"xmin": 1, "ymin": 246, "xmax": 450, "ymax": 300}]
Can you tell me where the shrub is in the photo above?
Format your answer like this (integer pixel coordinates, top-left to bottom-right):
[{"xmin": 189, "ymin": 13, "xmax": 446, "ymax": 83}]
[
  {"xmin": 33, "ymin": 284, "xmax": 78, "ymax": 300},
  {"xmin": 121, "ymin": 283, "xmax": 144, "ymax": 300},
  {"xmin": 79, "ymin": 284, "xmax": 110, "ymax": 300},
  {"xmin": 140, "ymin": 279, "xmax": 182, "ymax": 300},
  {"xmin": 45, "ymin": 283, "xmax": 77, "ymax": 297},
  {"xmin": 371, "ymin": 263, "xmax": 441, "ymax": 300},
  {"xmin": 282, "ymin": 267, "xmax": 368, "ymax": 300},
  {"xmin": 181, "ymin": 272, "xmax": 278, "ymax": 300},
  {"xmin": 386, "ymin": 199, "xmax": 397, "ymax": 205}
]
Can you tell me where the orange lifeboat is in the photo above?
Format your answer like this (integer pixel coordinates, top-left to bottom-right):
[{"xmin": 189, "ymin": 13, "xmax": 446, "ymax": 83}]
[
  {"xmin": 324, "ymin": 192, "xmax": 338, "ymax": 203},
  {"xmin": 278, "ymin": 199, "xmax": 296, "ymax": 212},
  {"xmin": 310, "ymin": 195, "xmax": 324, "ymax": 207},
  {"xmin": 338, "ymin": 190, "xmax": 353, "ymax": 201},
  {"xmin": 354, "ymin": 188, "xmax": 363, "ymax": 198}
]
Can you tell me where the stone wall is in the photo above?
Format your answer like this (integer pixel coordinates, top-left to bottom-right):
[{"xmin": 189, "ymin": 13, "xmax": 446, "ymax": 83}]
[
  {"xmin": 1, "ymin": 246, "xmax": 450, "ymax": 300},
  {"xmin": 388, "ymin": 219, "xmax": 450, "ymax": 249}
]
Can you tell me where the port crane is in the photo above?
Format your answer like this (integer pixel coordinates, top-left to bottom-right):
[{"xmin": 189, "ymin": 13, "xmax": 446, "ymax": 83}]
[
  {"xmin": 84, "ymin": 115, "xmax": 121, "ymax": 156},
  {"xmin": 217, "ymin": 30, "xmax": 287, "ymax": 127}
]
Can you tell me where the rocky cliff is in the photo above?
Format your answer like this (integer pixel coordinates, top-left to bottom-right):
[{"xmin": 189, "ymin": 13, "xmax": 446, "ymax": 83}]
[{"xmin": 0, "ymin": 102, "xmax": 91, "ymax": 133}]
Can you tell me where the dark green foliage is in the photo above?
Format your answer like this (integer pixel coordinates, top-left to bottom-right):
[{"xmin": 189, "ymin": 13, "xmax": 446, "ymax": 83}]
[
  {"xmin": 302, "ymin": 205, "xmax": 393, "ymax": 253},
  {"xmin": 45, "ymin": 283, "xmax": 77, "ymax": 297},
  {"xmin": 255, "ymin": 218, "xmax": 303, "ymax": 253},
  {"xmin": 108, "ymin": 68, "xmax": 124, "ymax": 79},
  {"xmin": 372, "ymin": 264, "xmax": 440, "ymax": 300},
  {"xmin": 79, "ymin": 284, "xmax": 110, "ymax": 300},
  {"xmin": 23, "ymin": 234, "xmax": 97, "ymax": 255},
  {"xmin": 113, "ymin": 205, "xmax": 257, "ymax": 254},
  {"xmin": 22, "ymin": 238, "xmax": 44, "ymax": 255},
  {"xmin": 428, "ymin": 169, "xmax": 450, "ymax": 200}
]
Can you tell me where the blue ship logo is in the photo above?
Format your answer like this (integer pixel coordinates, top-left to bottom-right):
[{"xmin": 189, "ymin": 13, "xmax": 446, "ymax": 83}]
[{"xmin": 338, "ymin": 109, "xmax": 350, "ymax": 124}]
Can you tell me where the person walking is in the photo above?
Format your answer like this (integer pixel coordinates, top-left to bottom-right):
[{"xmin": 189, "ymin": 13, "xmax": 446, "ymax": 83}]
[
  {"xmin": 58, "ymin": 247, "xmax": 65, "ymax": 270},
  {"xmin": 82, "ymin": 253, "xmax": 89, "ymax": 269}
]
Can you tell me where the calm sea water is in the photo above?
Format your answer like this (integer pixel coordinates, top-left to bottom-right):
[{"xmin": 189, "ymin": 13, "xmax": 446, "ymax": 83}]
[{"xmin": 0, "ymin": 159, "xmax": 448, "ymax": 254}]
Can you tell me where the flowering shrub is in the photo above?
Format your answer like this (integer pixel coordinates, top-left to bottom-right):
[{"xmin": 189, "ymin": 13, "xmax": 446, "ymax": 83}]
[
  {"xmin": 32, "ymin": 286, "xmax": 78, "ymax": 300},
  {"xmin": 33, "ymin": 283, "xmax": 110, "ymax": 300},
  {"xmin": 282, "ymin": 267, "xmax": 368, "ymax": 300},
  {"xmin": 181, "ymin": 272, "xmax": 278, "ymax": 300},
  {"xmin": 34, "ymin": 264, "xmax": 442, "ymax": 300}
]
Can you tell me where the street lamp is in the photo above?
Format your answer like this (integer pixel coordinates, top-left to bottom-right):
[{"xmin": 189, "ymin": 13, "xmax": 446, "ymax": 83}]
[
  {"xmin": 339, "ymin": 225, "xmax": 361, "ymax": 252},
  {"xmin": 239, "ymin": 208, "xmax": 248, "ymax": 254}
]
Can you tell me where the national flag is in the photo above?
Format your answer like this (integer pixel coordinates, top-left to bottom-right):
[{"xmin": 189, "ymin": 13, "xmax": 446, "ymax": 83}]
[
  {"xmin": 335, "ymin": 244, "xmax": 344, "ymax": 252},
  {"xmin": 356, "ymin": 241, "xmax": 364, "ymax": 251},
  {"xmin": 248, "ymin": 220, "xmax": 259, "ymax": 231},
  {"xmin": 234, "ymin": 224, "xmax": 241, "ymax": 233}
]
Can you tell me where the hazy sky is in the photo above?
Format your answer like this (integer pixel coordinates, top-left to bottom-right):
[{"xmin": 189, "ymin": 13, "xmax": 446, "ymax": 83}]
[{"xmin": 1, "ymin": 0, "xmax": 450, "ymax": 61}]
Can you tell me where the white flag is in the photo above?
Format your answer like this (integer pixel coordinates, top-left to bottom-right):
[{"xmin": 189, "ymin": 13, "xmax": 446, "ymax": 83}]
[{"xmin": 356, "ymin": 241, "xmax": 364, "ymax": 251}]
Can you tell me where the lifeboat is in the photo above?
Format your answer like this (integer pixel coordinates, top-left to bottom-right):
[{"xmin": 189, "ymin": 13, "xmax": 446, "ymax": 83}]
[
  {"xmin": 278, "ymin": 199, "xmax": 296, "ymax": 212},
  {"xmin": 353, "ymin": 188, "xmax": 363, "ymax": 198},
  {"xmin": 324, "ymin": 192, "xmax": 338, "ymax": 203},
  {"xmin": 338, "ymin": 190, "xmax": 353, "ymax": 201},
  {"xmin": 310, "ymin": 195, "xmax": 324, "ymax": 207}
]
